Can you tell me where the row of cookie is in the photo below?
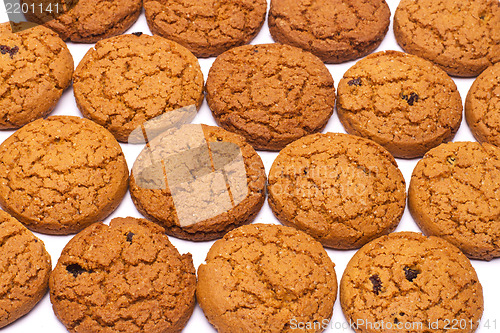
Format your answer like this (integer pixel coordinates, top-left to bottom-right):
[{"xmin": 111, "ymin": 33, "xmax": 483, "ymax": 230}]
[
  {"xmin": 2, "ymin": 114, "xmax": 500, "ymax": 261},
  {"xmin": 4, "ymin": 23, "xmax": 499, "ymax": 162},
  {"xmin": 23, "ymin": 0, "xmax": 500, "ymax": 77},
  {"xmin": 0, "ymin": 211, "xmax": 484, "ymax": 333}
]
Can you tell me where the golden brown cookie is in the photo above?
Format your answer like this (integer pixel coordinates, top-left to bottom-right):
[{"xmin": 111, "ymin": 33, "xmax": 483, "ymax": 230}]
[
  {"xmin": 0, "ymin": 210, "xmax": 51, "ymax": 328},
  {"xmin": 50, "ymin": 217, "xmax": 196, "ymax": 333},
  {"xmin": 73, "ymin": 33, "xmax": 204, "ymax": 143},
  {"xmin": 144, "ymin": 0, "xmax": 267, "ymax": 57},
  {"xmin": 394, "ymin": 0, "xmax": 500, "ymax": 77},
  {"xmin": 465, "ymin": 62, "xmax": 500, "ymax": 146},
  {"xmin": 197, "ymin": 223, "xmax": 337, "ymax": 333},
  {"xmin": 268, "ymin": 0, "xmax": 390, "ymax": 63},
  {"xmin": 22, "ymin": 0, "xmax": 143, "ymax": 43},
  {"xmin": 0, "ymin": 23, "xmax": 73, "ymax": 129},
  {"xmin": 130, "ymin": 124, "xmax": 266, "ymax": 241},
  {"xmin": 268, "ymin": 133, "xmax": 406, "ymax": 250},
  {"xmin": 206, "ymin": 43, "xmax": 335, "ymax": 151},
  {"xmin": 337, "ymin": 51, "xmax": 463, "ymax": 159},
  {"xmin": 409, "ymin": 141, "xmax": 500, "ymax": 260},
  {"xmin": 0, "ymin": 116, "xmax": 129, "ymax": 235},
  {"xmin": 340, "ymin": 232, "xmax": 483, "ymax": 333}
]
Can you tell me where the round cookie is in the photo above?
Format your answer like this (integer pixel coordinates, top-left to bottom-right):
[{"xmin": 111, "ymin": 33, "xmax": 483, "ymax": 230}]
[
  {"xmin": 268, "ymin": 133, "xmax": 406, "ymax": 250},
  {"xmin": 130, "ymin": 124, "xmax": 266, "ymax": 241},
  {"xmin": 394, "ymin": 0, "xmax": 500, "ymax": 77},
  {"xmin": 197, "ymin": 223, "xmax": 337, "ymax": 333},
  {"xmin": 0, "ymin": 210, "xmax": 51, "ymax": 328},
  {"xmin": 144, "ymin": 0, "xmax": 267, "ymax": 58},
  {"xmin": 337, "ymin": 50, "xmax": 463, "ymax": 159},
  {"xmin": 50, "ymin": 217, "xmax": 196, "ymax": 333},
  {"xmin": 22, "ymin": 0, "xmax": 143, "ymax": 43},
  {"xmin": 0, "ymin": 116, "xmax": 129, "ymax": 235},
  {"xmin": 268, "ymin": 0, "xmax": 390, "ymax": 64},
  {"xmin": 0, "ymin": 23, "xmax": 73, "ymax": 129},
  {"xmin": 409, "ymin": 141, "xmax": 500, "ymax": 260},
  {"xmin": 206, "ymin": 43, "xmax": 335, "ymax": 151},
  {"xmin": 73, "ymin": 33, "xmax": 204, "ymax": 143},
  {"xmin": 340, "ymin": 232, "xmax": 483, "ymax": 333},
  {"xmin": 465, "ymin": 62, "xmax": 500, "ymax": 146}
]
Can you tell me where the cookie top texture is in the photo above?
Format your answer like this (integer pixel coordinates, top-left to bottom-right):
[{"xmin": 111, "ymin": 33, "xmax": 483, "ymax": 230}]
[
  {"xmin": 0, "ymin": 23, "xmax": 73, "ymax": 129},
  {"xmin": 206, "ymin": 43, "xmax": 335, "ymax": 151},
  {"xmin": 144, "ymin": 0, "xmax": 267, "ymax": 57},
  {"xmin": 269, "ymin": 0, "xmax": 391, "ymax": 63},
  {"xmin": 394, "ymin": 0, "xmax": 500, "ymax": 77},
  {"xmin": 337, "ymin": 50, "xmax": 463, "ymax": 159}
]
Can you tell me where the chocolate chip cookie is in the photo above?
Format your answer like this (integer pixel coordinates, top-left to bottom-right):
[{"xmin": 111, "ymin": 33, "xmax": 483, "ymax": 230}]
[
  {"xmin": 197, "ymin": 223, "xmax": 337, "ymax": 333},
  {"xmin": 337, "ymin": 50, "xmax": 463, "ymax": 159},
  {"xmin": 50, "ymin": 217, "xmax": 196, "ymax": 333},
  {"xmin": 73, "ymin": 33, "xmax": 204, "ymax": 143},
  {"xmin": 268, "ymin": 132, "xmax": 406, "ymax": 250},
  {"xmin": 0, "ymin": 116, "xmax": 129, "ymax": 235},
  {"xmin": 0, "ymin": 210, "xmax": 51, "ymax": 328},
  {"xmin": 268, "ymin": 0, "xmax": 390, "ymax": 63},
  {"xmin": 409, "ymin": 141, "xmax": 500, "ymax": 260},
  {"xmin": 130, "ymin": 124, "xmax": 266, "ymax": 241},
  {"xmin": 394, "ymin": 0, "xmax": 500, "ymax": 77},
  {"xmin": 144, "ymin": 0, "xmax": 267, "ymax": 57},
  {"xmin": 206, "ymin": 43, "xmax": 335, "ymax": 151},
  {"xmin": 0, "ymin": 23, "xmax": 73, "ymax": 129},
  {"xmin": 340, "ymin": 232, "xmax": 483, "ymax": 333},
  {"xmin": 23, "ymin": 0, "xmax": 143, "ymax": 43},
  {"xmin": 465, "ymin": 62, "xmax": 500, "ymax": 146}
]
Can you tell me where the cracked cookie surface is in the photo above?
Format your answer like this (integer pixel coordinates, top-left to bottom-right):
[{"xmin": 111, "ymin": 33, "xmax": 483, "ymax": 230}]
[
  {"xmin": 409, "ymin": 141, "xmax": 500, "ymax": 260},
  {"xmin": 0, "ymin": 210, "xmax": 51, "ymax": 328},
  {"xmin": 337, "ymin": 51, "xmax": 463, "ymax": 159},
  {"xmin": 50, "ymin": 217, "xmax": 196, "ymax": 333},
  {"xmin": 268, "ymin": 0, "xmax": 390, "ymax": 63},
  {"xmin": 73, "ymin": 33, "xmax": 204, "ymax": 143},
  {"xmin": 268, "ymin": 133, "xmax": 406, "ymax": 250},
  {"xmin": 23, "ymin": 0, "xmax": 142, "ymax": 43},
  {"xmin": 465, "ymin": 62, "xmax": 500, "ymax": 146},
  {"xmin": 206, "ymin": 43, "xmax": 335, "ymax": 151},
  {"xmin": 197, "ymin": 223, "xmax": 337, "ymax": 333},
  {"xmin": 340, "ymin": 232, "xmax": 483, "ymax": 333},
  {"xmin": 130, "ymin": 124, "xmax": 266, "ymax": 241},
  {"xmin": 0, "ymin": 116, "xmax": 129, "ymax": 235},
  {"xmin": 144, "ymin": 0, "xmax": 267, "ymax": 57},
  {"xmin": 0, "ymin": 23, "xmax": 73, "ymax": 129},
  {"xmin": 394, "ymin": 0, "xmax": 500, "ymax": 77}
]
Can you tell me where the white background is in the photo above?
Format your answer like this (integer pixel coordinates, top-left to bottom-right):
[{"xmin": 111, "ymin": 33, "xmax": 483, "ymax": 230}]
[{"xmin": 1, "ymin": 0, "xmax": 499, "ymax": 332}]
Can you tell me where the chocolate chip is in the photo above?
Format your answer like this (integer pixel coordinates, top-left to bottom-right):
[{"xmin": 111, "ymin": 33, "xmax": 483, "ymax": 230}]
[
  {"xmin": 400, "ymin": 312, "xmax": 405, "ymax": 316},
  {"xmin": 447, "ymin": 156, "xmax": 456, "ymax": 165},
  {"xmin": 66, "ymin": 263, "xmax": 90, "ymax": 278},
  {"xmin": 369, "ymin": 274, "xmax": 382, "ymax": 295},
  {"xmin": 404, "ymin": 267, "xmax": 420, "ymax": 282},
  {"xmin": 0, "ymin": 45, "xmax": 19, "ymax": 58},
  {"xmin": 132, "ymin": 32, "xmax": 143, "ymax": 37},
  {"xmin": 303, "ymin": 168, "xmax": 308, "ymax": 175},
  {"xmin": 126, "ymin": 232, "xmax": 135, "ymax": 243},
  {"xmin": 401, "ymin": 92, "xmax": 419, "ymax": 106},
  {"xmin": 348, "ymin": 78, "xmax": 362, "ymax": 87},
  {"xmin": 394, "ymin": 318, "xmax": 399, "ymax": 324}
]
